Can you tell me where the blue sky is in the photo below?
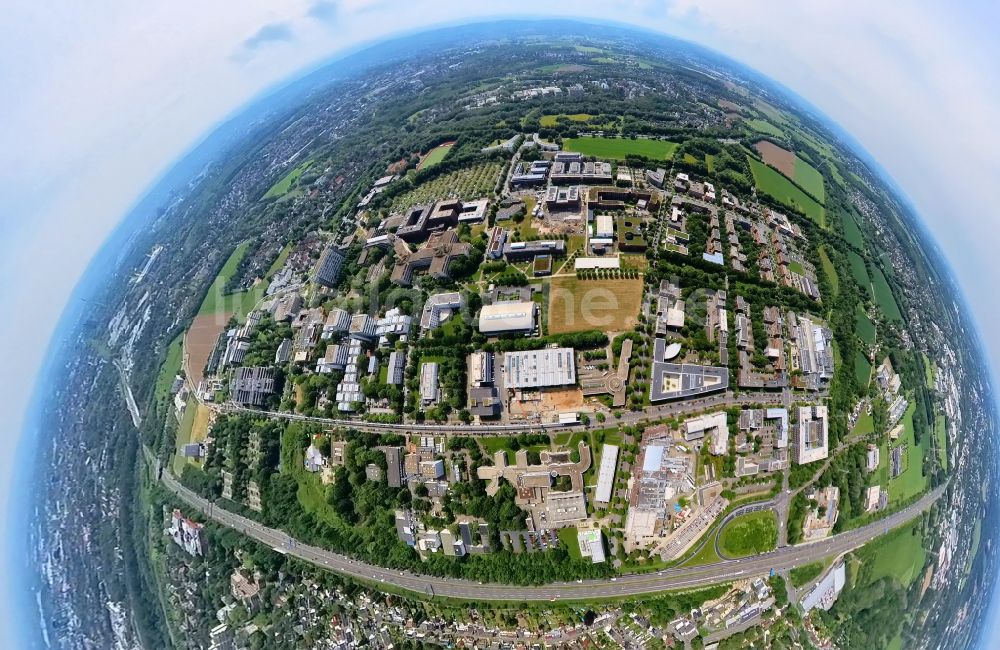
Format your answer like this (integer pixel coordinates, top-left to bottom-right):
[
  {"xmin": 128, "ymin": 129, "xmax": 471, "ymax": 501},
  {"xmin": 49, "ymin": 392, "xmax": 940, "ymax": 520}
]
[{"xmin": 2, "ymin": 0, "xmax": 999, "ymax": 644}]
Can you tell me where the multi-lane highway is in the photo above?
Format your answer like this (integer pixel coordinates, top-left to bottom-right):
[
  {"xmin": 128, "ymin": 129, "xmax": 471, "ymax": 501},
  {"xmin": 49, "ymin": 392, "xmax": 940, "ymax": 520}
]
[{"xmin": 159, "ymin": 464, "xmax": 943, "ymax": 602}]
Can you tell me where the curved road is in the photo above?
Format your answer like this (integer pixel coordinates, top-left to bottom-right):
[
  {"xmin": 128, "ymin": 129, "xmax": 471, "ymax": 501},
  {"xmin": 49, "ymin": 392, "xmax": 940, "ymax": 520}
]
[{"xmin": 159, "ymin": 464, "xmax": 943, "ymax": 601}]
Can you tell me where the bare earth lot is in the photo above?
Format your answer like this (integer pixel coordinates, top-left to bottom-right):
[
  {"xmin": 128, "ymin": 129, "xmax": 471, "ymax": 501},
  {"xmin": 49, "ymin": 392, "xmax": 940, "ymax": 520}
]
[
  {"xmin": 548, "ymin": 277, "xmax": 643, "ymax": 335},
  {"xmin": 754, "ymin": 140, "xmax": 796, "ymax": 178}
]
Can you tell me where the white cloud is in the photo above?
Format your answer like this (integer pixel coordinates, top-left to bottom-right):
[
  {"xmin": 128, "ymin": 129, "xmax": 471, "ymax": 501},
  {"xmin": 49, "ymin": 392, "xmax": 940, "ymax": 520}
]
[{"xmin": 2, "ymin": 1, "xmax": 998, "ymax": 643}]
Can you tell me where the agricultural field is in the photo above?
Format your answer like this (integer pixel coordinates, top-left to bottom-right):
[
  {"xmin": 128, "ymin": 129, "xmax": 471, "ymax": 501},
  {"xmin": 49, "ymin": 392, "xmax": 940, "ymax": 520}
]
[
  {"xmin": 841, "ymin": 210, "xmax": 865, "ymax": 248},
  {"xmin": 539, "ymin": 113, "xmax": 592, "ymax": 127},
  {"xmin": 856, "ymin": 306, "xmax": 876, "ymax": 345},
  {"xmin": 818, "ymin": 246, "xmax": 839, "ymax": 297},
  {"xmin": 548, "ymin": 277, "xmax": 643, "ymax": 335},
  {"xmin": 417, "ymin": 141, "xmax": 455, "ymax": 170},
  {"xmin": 793, "ymin": 156, "xmax": 826, "ymax": 202},
  {"xmin": 847, "ymin": 250, "xmax": 871, "ymax": 291},
  {"xmin": 746, "ymin": 118, "xmax": 784, "ymax": 138},
  {"xmin": 871, "ymin": 267, "xmax": 903, "ymax": 321},
  {"xmin": 264, "ymin": 159, "xmax": 312, "ymax": 198},
  {"xmin": 393, "ymin": 161, "xmax": 504, "ymax": 209},
  {"xmin": 719, "ymin": 510, "xmax": 778, "ymax": 557},
  {"xmin": 747, "ymin": 158, "xmax": 825, "ymax": 226},
  {"xmin": 563, "ymin": 136, "xmax": 677, "ymax": 160},
  {"xmin": 854, "ymin": 352, "xmax": 872, "ymax": 387},
  {"xmin": 888, "ymin": 403, "xmax": 928, "ymax": 503}
]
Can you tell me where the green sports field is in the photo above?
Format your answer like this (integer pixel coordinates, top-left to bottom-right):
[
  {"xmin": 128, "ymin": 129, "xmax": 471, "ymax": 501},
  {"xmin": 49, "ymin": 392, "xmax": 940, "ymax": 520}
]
[
  {"xmin": 747, "ymin": 158, "xmax": 825, "ymax": 226},
  {"xmin": 418, "ymin": 142, "xmax": 454, "ymax": 169},
  {"xmin": 563, "ymin": 136, "xmax": 677, "ymax": 160}
]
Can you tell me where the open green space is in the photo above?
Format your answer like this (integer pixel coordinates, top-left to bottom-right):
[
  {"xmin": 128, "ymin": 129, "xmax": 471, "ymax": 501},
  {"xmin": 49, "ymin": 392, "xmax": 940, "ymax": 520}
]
[
  {"xmin": 793, "ymin": 156, "xmax": 826, "ymax": 203},
  {"xmin": 684, "ymin": 537, "xmax": 723, "ymax": 567},
  {"xmin": 747, "ymin": 157, "xmax": 825, "ymax": 226},
  {"xmin": 847, "ymin": 250, "xmax": 871, "ymax": 292},
  {"xmin": 872, "ymin": 267, "xmax": 903, "ymax": 321},
  {"xmin": 853, "ymin": 410, "xmax": 875, "ymax": 437},
  {"xmin": 264, "ymin": 159, "xmax": 312, "ymax": 198},
  {"xmin": 154, "ymin": 333, "xmax": 184, "ymax": 405},
  {"xmin": 746, "ymin": 118, "xmax": 784, "ymax": 137},
  {"xmin": 858, "ymin": 522, "xmax": 926, "ymax": 588},
  {"xmin": 841, "ymin": 210, "xmax": 865, "ymax": 248},
  {"xmin": 923, "ymin": 353, "xmax": 936, "ymax": 390},
  {"xmin": 888, "ymin": 403, "xmax": 927, "ymax": 503},
  {"xmin": 171, "ymin": 397, "xmax": 198, "ymax": 475},
  {"xmin": 540, "ymin": 113, "xmax": 592, "ymax": 127},
  {"xmin": 419, "ymin": 142, "xmax": 454, "ymax": 169},
  {"xmin": 557, "ymin": 527, "xmax": 582, "ymax": 559},
  {"xmin": 790, "ymin": 561, "xmax": 826, "ymax": 588},
  {"xmin": 967, "ymin": 520, "xmax": 982, "ymax": 574},
  {"xmin": 719, "ymin": 510, "xmax": 778, "ymax": 557},
  {"xmin": 563, "ymin": 136, "xmax": 677, "ymax": 160},
  {"xmin": 198, "ymin": 241, "xmax": 250, "ymax": 315},
  {"xmin": 788, "ymin": 260, "xmax": 805, "ymax": 275},
  {"xmin": 854, "ymin": 353, "xmax": 872, "ymax": 388},
  {"xmin": 818, "ymin": 246, "xmax": 839, "ymax": 297},
  {"xmin": 855, "ymin": 306, "xmax": 876, "ymax": 345},
  {"xmin": 934, "ymin": 414, "xmax": 947, "ymax": 470}
]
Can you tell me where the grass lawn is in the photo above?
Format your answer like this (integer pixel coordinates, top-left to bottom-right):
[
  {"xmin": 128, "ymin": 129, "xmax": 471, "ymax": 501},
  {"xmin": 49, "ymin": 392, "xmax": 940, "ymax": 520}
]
[
  {"xmin": 967, "ymin": 520, "xmax": 982, "ymax": 574},
  {"xmin": 788, "ymin": 260, "xmax": 805, "ymax": 275},
  {"xmin": 860, "ymin": 522, "xmax": 926, "ymax": 588},
  {"xmin": 935, "ymin": 414, "xmax": 947, "ymax": 470},
  {"xmin": 856, "ymin": 306, "xmax": 876, "ymax": 345},
  {"xmin": 747, "ymin": 158, "xmax": 825, "ymax": 226},
  {"xmin": 888, "ymin": 403, "xmax": 927, "ymax": 503},
  {"xmin": 196, "ymin": 241, "xmax": 269, "ymax": 321},
  {"xmin": 563, "ymin": 136, "xmax": 678, "ymax": 161},
  {"xmin": 923, "ymin": 352, "xmax": 936, "ymax": 390},
  {"xmin": 853, "ymin": 410, "xmax": 875, "ymax": 436},
  {"xmin": 154, "ymin": 333, "xmax": 184, "ymax": 405},
  {"xmin": 683, "ymin": 538, "xmax": 722, "ymax": 567},
  {"xmin": 719, "ymin": 510, "xmax": 778, "ymax": 557},
  {"xmin": 548, "ymin": 276, "xmax": 643, "ymax": 335},
  {"xmin": 705, "ymin": 153, "xmax": 715, "ymax": 173},
  {"xmin": 872, "ymin": 267, "xmax": 903, "ymax": 321},
  {"xmin": 557, "ymin": 527, "xmax": 582, "ymax": 559},
  {"xmin": 540, "ymin": 113, "xmax": 592, "ymax": 127},
  {"xmin": 746, "ymin": 118, "xmax": 784, "ymax": 138},
  {"xmin": 790, "ymin": 561, "xmax": 825, "ymax": 588},
  {"xmin": 171, "ymin": 397, "xmax": 198, "ymax": 475},
  {"xmin": 847, "ymin": 250, "xmax": 871, "ymax": 292},
  {"xmin": 854, "ymin": 352, "xmax": 872, "ymax": 388},
  {"xmin": 418, "ymin": 142, "xmax": 454, "ymax": 170},
  {"xmin": 264, "ymin": 159, "xmax": 312, "ymax": 198},
  {"xmin": 841, "ymin": 210, "xmax": 865, "ymax": 248},
  {"xmin": 793, "ymin": 156, "xmax": 826, "ymax": 203},
  {"xmin": 818, "ymin": 246, "xmax": 839, "ymax": 297}
]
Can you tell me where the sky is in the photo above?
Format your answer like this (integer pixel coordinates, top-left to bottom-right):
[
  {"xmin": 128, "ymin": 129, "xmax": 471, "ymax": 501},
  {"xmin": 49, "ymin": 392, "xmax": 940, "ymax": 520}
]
[{"xmin": 2, "ymin": 0, "xmax": 999, "ymax": 644}]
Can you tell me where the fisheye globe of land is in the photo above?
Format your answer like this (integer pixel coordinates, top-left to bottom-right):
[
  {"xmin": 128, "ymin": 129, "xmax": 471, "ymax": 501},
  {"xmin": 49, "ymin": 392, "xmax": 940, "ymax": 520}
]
[{"xmin": 39, "ymin": 24, "xmax": 993, "ymax": 650}]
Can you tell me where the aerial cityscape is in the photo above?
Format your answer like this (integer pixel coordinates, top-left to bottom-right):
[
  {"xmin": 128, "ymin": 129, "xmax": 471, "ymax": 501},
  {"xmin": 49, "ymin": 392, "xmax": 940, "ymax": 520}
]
[{"xmin": 12, "ymin": 19, "xmax": 1000, "ymax": 650}]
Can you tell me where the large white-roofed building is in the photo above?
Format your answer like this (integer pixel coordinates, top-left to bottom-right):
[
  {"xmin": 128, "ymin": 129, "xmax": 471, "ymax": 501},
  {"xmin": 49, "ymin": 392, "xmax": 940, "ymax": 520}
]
[
  {"xmin": 503, "ymin": 347, "xmax": 576, "ymax": 389},
  {"xmin": 594, "ymin": 444, "xmax": 619, "ymax": 504},
  {"xmin": 478, "ymin": 301, "xmax": 537, "ymax": 335}
]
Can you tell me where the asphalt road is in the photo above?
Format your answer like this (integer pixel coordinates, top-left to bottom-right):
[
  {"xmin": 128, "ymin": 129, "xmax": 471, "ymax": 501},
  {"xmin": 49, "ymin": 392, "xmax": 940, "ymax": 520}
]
[
  {"xmin": 222, "ymin": 388, "xmax": 803, "ymax": 436},
  {"xmin": 160, "ymin": 467, "xmax": 943, "ymax": 602}
]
